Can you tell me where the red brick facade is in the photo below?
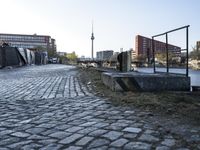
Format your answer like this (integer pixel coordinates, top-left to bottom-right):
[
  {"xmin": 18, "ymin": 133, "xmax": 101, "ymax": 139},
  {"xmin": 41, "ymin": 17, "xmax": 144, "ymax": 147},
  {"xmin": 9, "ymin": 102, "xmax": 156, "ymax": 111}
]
[{"xmin": 135, "ymin": 35, "xmax": 181, "ymax": 58}]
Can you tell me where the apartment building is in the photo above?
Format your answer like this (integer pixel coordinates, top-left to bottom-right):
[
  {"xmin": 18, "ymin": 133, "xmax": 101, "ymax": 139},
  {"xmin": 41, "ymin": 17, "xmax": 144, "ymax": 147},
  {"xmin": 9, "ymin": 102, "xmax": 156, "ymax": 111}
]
[
  {"xmin": 135, "ymin": 35, "xmax": 181, "ymax": 58},
  {"xmin": 0, "ymin": 33, "xmax": 56, "ymax": 56}
]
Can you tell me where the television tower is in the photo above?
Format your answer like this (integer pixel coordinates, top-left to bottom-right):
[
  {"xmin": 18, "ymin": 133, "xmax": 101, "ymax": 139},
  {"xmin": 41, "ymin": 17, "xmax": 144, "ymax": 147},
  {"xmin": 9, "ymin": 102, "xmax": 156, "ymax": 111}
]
[{"xmin": 91, "ymin": 22, "xmax": 95, "ymax": 59}]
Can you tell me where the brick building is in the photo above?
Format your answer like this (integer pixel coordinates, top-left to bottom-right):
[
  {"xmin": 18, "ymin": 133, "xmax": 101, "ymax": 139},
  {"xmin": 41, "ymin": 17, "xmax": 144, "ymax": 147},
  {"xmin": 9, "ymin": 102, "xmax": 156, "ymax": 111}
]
[
  {"xmin": 0, "ymin": 33, "xmax": 56, "ymax": 56},
  {"xmin": 135, "ymin": 35, "xmax": 181, "ymax": 59}
]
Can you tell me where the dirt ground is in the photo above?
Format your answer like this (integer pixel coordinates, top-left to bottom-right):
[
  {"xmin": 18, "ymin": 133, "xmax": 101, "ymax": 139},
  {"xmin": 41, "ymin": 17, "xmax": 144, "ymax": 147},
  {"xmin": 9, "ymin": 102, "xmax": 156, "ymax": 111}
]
[{"xmin": 78, "ymin": 67, "xmax": 200, "ymax": 126}]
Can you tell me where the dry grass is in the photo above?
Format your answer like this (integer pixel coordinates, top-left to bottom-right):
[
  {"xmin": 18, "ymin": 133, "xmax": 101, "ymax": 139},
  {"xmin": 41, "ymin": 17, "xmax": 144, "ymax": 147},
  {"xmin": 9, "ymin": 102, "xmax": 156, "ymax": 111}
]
[{"xmin": 78, "ymin": 67, "xmax": 200, "ymax": 125}]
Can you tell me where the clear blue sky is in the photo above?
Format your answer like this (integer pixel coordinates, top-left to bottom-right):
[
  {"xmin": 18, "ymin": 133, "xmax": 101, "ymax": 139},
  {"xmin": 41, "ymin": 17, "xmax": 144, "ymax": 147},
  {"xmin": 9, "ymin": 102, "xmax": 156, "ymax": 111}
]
[{"xmin": 0, "ymin": 0, "xmax": 199, "ymax": 57}]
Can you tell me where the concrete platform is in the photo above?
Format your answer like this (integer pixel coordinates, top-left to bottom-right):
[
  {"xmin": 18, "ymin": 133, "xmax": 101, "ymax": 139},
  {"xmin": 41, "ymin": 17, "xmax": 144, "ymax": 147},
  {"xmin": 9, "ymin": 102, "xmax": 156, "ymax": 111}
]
[{"xmin": 102, "ymin": 72, "xmax": 191, "ymax": 92}]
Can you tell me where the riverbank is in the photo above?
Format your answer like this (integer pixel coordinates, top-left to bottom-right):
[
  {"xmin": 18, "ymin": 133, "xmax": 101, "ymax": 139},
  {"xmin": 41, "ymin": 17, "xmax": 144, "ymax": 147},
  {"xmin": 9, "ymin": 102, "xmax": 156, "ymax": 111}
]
[
  {"xmin": 78, "ymin": 67, "xmax": 200, "ymax": 125},
  {"xmin": 189, "ymin": 60, "xmax": 200, "ymax": 70},
  {"xmin": 135, "ymin": 67, "xmax": 200, "ymax": 86}
]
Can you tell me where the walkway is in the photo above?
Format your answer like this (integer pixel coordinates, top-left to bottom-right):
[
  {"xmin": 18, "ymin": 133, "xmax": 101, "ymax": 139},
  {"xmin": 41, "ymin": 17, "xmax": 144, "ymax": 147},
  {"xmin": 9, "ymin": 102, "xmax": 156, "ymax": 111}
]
[{"xmin": 0, "ymin": 64, "xmax": 199, "ymax": 150}]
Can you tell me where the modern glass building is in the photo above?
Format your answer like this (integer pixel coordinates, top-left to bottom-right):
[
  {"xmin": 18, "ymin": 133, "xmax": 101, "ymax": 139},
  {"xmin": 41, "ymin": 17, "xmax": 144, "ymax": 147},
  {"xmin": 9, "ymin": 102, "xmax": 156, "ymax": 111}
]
[
  {"xmin": 96, "ymin": 50, "xmax": 114, "ymax": 60},
  {"xmin": 0, "ymin": 33, "xmax": 56, "ymax": 56}
]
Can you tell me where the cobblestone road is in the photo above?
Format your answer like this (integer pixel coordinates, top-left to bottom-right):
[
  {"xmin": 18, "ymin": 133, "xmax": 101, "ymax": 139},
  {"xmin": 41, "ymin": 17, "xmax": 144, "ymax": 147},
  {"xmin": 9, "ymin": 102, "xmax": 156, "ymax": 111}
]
[{"xmin": 0, "ymin": 64, "xmax": 199, "ymax": 150}]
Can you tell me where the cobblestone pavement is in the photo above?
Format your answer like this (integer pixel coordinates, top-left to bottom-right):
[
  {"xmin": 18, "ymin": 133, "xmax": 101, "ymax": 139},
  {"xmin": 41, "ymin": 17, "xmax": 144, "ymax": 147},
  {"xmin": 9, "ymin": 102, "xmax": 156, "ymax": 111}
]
[{"xmin": 0, "ymin": 64, "xmax": 199, "ymax": 150}]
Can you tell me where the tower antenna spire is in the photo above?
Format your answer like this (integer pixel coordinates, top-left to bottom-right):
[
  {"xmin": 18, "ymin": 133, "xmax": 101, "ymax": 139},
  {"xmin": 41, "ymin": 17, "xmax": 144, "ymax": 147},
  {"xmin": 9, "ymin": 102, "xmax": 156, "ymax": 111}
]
[
  {"xmin": 92, "ymin": 20, "xmax": 93, "ymax": 33},
  {"xmin": 91, "ymin": 20, "xmax": 95, "ymax": 59}
]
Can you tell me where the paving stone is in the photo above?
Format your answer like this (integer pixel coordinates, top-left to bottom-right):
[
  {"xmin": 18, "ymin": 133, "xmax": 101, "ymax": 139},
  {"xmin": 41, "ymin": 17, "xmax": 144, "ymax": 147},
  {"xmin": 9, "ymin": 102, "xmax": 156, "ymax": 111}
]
[
  {"xmin": 8, "ymin": 140, "xmax": 32, "ymax": 149},
  {"xmin": 139, "ymin": 134, "xmax": 160, "ymax": 142},
  {"xmin": 124, "ymin": 142, "xmax": 151, "ymax": 150},
  {"xmin": 89, "ymin": 129, "xmax": 108, "ymax": 136},
  {"xmin": 77, "ymin": 127, "xmax": 98, "ymax": 134},
  {"xmin": 110, "ymin": 138, "xmax": 129, "ymax": 147},
  {"xmin": 105, "ymin": 125, "xmax": 123, "ymax": 130},
  {"xmin": 0, "ymin": 148, "xmax": 9, "ymax": 150},
  {"xmin": 161, "ymin": 139, "xmax": 175, "ymax": 147},
  {"xmin": 65, "ymin": 126, "xmax": 83, "ymax": 133},
  {"xmin": 123, "ymin": 127, "xmax": 142, "ymax": 133},
  {"xmin": 48, "ymin": 131, "xmax": 71, "ymax": 139},
  {"xmin": 0, "ymin": 128, "xmax": 6, "ymax": 131},
  {"xmin": 0, "ymin": 137, "xmax": 20, "ymax": 146},
  {"xmin": 68, "ymin": 120, "xmax": 86, "ymax": 126},
  {"xmin": 123, "ymin": 133, "xmax": 137, "ymax": 139},
  {"xmin": 0, "ymin": 130, "xmax": 13, "ymax": 136},
  {"xmin": 111, "ymin": 122, "xmax": 128, "ymax": 127},
  {"xmin": 90, "ymin": 146, "xmax": 108, "ymax": 150},
  {"xmin": 28, "ymin": 134, "xmax": 48, "ymax": 140},
  {"xmin": 59, "ymin": 133, "xmax": 83, "ymax": 144},
  {"xmin": 11, "ymin": 132, "xmax": 30, "ymax": 138},
  {"xmin": 64, "ymin": 146, "xmax": 82, "ymax": 150},
  {"xmin": 19, "ymin": 119, "xmax": 32, "ymax": 124},
  {"xmin": 156, "ymin": 146, "xmax": 170, "ymax": 150},
  {"xmin": 15, "ymin": 124, "xmax": 33, "ymax": 131},
  {"xmin": 108, "ymin": 148, "xmax": 121, "ymax": 150},
  {"xmin": 40, "ymin": 143, "xmax": 63, "ymax": 150},
  {"xmin": 37, "ymin": 123, "xmax": 56, "ymax": 129},
  {"xmin": 124, "ymin": 111, "xmax": 135, "ymax": 114},
  {"xmin": 144, "ymin": 129, "xmax": 157, "ymax": 134},
  {"xmin": 102, "ymin": 131, "xmax": 123, "ymax": 140},
  {"xmin": 80, "ymin": 122, "xmax": 96, "ymax": 127},
  {"xmin": 88, "ymin": 139, "xmax": 110, "ymax": 149},
  {"xmin": 26, "ymin": 127, "xmax": 46, "ymax": 134},
  {"xmin": 21, "ymin": 143, "xmax": 43, "ymax": 150},
  {"xmin": 131, "ymin": 123, "xmax": 143, "ymax": 128},
  {"xmin": 40, "ymin": 129, "xmax": 58, "ymax": 136},
  {"xmin": 55, "ymin": 124, "xmax": 72, "ymax": 130},
  {"xmin": 92, "ymin": 122, "xmax": 110, "ymax": 128},
  {"xmin": 76, "ymin": 136, "xmax": 94, "ymax": 146},
  {"xmin": 38, "ymin": 139, "xmax": 58, "ymax": 145}
]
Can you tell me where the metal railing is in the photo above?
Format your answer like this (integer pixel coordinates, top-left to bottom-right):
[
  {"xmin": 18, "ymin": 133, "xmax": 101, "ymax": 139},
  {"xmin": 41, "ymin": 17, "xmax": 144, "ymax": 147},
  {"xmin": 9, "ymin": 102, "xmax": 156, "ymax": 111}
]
[{"xmin": 152, "ymin": 25, "xmax": 190, "ymax": 77}]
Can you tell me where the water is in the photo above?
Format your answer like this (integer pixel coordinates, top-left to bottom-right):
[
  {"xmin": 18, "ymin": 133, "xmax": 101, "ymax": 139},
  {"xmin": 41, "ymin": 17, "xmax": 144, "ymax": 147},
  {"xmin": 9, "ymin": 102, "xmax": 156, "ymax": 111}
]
[{"xmin": 136, "ymin": 67, "xmax": 200, "ymax": 86}]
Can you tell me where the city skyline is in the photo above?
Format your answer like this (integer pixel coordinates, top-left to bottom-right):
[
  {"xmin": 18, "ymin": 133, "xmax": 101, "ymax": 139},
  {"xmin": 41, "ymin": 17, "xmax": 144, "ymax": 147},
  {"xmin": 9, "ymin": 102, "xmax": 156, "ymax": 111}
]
[{"xmin": 0, "ymin": 0, "xmax": 200, "ymax": 57}]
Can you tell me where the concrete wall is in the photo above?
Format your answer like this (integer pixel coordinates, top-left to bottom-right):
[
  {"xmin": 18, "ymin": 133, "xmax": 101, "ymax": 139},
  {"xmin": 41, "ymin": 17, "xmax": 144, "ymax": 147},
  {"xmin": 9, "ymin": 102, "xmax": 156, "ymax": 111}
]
[{"xmin": 102, "ymin": 72, "xmax": 191, "ymax": 92}]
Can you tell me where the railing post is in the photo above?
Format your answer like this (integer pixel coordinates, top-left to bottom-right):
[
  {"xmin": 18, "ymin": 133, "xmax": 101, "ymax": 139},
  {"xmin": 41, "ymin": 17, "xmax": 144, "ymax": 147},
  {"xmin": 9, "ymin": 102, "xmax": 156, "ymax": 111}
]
[
  {"xmin": 186, "ymin": 27, "xmax": 189, "ymax": 77},
  {"xmin": 152, "ymin": 37, "xmax": 156, "ymax": 73},
  {"xmin": 166, "ymin": 33, "xmax": 169, "ymax": 73}
]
